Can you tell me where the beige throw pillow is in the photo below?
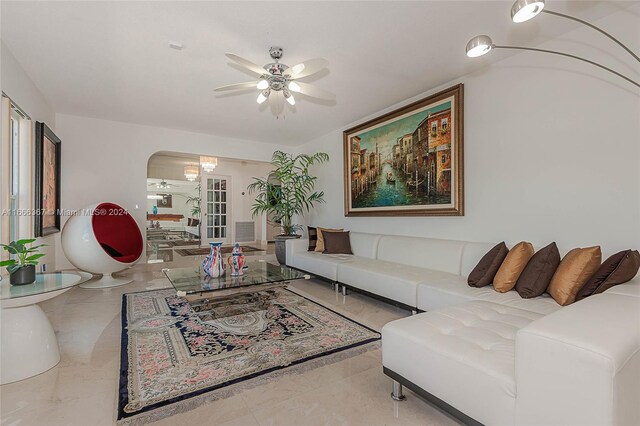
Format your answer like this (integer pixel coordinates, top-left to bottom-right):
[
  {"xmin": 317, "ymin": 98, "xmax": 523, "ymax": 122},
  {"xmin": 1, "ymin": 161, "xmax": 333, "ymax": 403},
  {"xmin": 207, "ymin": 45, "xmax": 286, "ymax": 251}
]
[
  {"xmin": 314, "ymin": 227, "xmax": 343, "ymax": 252},
  {"xmin": 547, "ymin": 246, "xmax": 601, "ymax": 306},
  {"xmin": 493, "ymin": 241, "xmax": 534, "ymax": 292}
]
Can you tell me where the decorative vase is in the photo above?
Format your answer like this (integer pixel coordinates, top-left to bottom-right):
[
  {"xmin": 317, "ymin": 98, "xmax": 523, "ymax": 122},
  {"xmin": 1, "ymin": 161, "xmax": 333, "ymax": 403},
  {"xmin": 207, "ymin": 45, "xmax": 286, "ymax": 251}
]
[
  {"xmin": 202, "ymin": 242, "xmax": 225, "ymax": 277},
  {"xmin": 10, "ymin": 265, "xmax": 36, "ymax": 286},
  {"xmin": 227, "ymin": 243, "xmax": 245, "ymax": 276},
  {"xmin": 152, "ymin": 206, "xmax": 158, "ymax": 215}
]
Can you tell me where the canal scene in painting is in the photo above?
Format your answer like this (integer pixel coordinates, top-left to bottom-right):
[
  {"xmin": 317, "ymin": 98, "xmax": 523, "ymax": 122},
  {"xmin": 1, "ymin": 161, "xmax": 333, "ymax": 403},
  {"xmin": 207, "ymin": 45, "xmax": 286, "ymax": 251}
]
[{"xmin": 349, "ymin": 100, "xmax": 453, "ymax": 209}]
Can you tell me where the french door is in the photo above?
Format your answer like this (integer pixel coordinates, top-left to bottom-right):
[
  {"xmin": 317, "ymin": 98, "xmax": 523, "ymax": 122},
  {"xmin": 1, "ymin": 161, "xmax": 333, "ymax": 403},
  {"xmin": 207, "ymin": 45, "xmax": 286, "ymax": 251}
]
[{"xmin": 202, "ymin": 175, "xmax": 231, "ymax": 244}]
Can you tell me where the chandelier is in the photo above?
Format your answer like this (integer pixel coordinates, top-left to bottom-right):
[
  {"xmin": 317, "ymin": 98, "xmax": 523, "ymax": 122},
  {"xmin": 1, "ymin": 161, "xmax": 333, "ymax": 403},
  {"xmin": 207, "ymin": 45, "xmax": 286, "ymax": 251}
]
[
  {"xmin": 183, "ymin": 164, "xmax": 199, "ymax": 182},
  {"xmin": 200, "ymin": 156, "xmax": 218, "ymax": 173}
]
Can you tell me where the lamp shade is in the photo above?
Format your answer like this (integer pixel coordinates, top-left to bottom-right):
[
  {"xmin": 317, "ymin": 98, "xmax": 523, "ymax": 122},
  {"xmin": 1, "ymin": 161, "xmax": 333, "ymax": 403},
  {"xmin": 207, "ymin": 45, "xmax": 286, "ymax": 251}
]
[
  {"xmin": 466, "ymin": 35, "xmax": 494, "ymax": 57},
  {"xmin": 511, "ymin": 0, "xmax": 545, "ymax": 23}
]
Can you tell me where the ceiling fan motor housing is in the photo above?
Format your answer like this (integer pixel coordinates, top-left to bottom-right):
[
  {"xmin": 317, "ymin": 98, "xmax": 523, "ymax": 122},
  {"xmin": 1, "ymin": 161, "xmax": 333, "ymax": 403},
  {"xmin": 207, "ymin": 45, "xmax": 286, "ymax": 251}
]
[{"xmin": 269, "ymin": 46, "xmax": 284, "ymax": 60}]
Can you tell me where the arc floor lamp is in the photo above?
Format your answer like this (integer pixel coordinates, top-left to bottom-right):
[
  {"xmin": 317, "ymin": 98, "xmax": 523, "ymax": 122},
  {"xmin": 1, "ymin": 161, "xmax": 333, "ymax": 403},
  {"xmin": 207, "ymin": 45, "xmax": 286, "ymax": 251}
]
[{"xmin": 466, "ymin": 0, "xmax": 640, "ymax": 89}]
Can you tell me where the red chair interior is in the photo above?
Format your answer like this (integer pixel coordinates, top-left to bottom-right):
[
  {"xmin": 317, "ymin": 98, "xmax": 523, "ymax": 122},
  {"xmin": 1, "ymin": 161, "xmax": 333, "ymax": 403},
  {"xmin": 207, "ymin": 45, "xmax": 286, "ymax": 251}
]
[{"xmin": 92, "ymin": 203, "xmax": 143, "ymax": 263}]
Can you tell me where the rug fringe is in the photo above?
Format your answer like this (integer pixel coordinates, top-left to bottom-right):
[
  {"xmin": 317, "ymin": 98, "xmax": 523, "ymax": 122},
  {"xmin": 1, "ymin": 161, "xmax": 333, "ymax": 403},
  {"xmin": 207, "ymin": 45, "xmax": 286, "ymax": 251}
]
[{"xmin": 117, "ymin": 341, "xmax": 380, "ymax": 426}]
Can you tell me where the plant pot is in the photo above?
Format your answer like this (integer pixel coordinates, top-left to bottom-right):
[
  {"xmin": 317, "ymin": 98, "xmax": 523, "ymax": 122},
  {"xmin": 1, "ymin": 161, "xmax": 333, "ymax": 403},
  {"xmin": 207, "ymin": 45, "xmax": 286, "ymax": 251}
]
[
  {"xmin": 10, "ymin": 265, "xmax": 36, "ymax": 286},
  {"xmin": 274, "ymin": 235, "xmax": 301, "ymax": 265}
]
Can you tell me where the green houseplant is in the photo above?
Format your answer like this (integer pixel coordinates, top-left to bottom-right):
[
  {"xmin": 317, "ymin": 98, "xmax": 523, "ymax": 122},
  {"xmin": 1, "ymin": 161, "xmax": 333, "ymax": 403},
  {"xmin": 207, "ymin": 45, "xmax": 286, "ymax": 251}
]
[
  {"xmin": 185, "ymin": 182, "xmax": 201, "ymax": 227},
  {"xmin": 0, "ymin": 239, "xmax": 46, "ymax": 285},
  {"xmin": 248, "ymin": 150, "xmax": 329, "ymax": 264}
]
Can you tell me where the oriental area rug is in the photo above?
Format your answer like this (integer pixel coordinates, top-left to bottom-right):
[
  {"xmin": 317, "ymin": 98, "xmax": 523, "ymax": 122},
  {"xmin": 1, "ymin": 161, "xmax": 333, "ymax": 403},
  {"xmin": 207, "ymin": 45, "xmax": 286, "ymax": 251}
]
[{"xmin": 118, "ymin": 288, "xmax": 380, "ymax": 424}]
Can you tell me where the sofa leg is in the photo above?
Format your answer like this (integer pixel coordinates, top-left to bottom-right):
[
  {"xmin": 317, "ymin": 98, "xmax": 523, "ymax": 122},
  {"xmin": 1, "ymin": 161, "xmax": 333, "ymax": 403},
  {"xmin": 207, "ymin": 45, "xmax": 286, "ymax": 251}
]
[
  {"xmin": 333, "ymin": 282, "xmax": 339, "ymax": 293},
  {"xmin": 342, "ymin": 286, "xmax": 348, "ymax": 296},
  {"xmin": 391, "ymin": 380, "xmax": 406, "ymax": 401}
]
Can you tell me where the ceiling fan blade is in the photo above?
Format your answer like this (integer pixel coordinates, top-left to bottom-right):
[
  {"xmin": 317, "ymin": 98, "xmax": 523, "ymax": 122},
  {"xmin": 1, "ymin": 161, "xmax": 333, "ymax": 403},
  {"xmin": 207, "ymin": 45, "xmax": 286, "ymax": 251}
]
[
  {"xmin": 288, "ymin": 58, "xmax": 329, "ymax": 79},
  {"xmin": 225, "ymin": 53, "xmax": 267, "ymax": 76},
  {"xmin": 289, "ymin": 81, "xmax": 335, "ymax": 101},
  {"xmin": 213, "ymin": 81, "xmax": 259, "ymax": 92}
]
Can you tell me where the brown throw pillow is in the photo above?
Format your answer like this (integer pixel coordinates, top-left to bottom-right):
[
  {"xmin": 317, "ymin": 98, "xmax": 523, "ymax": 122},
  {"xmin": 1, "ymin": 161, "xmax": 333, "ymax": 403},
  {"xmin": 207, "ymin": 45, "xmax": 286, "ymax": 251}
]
[
  {"xmin": 493, "ymin": 242, "xmax": 534, "ymax": 293},
  {"xmin": 468, "ymin": 242, "xmax": 509, "ymax": 287},
  {"xmin": 308, "ymin": 227, "xmax": 318, "ymax": 251},
  {"xmin": 547, "ymin": 246, "xmax": 601, "ymax": 306},
  {"xmin": 576, "ymin": 250, "xmax": 640, "ymax": 301},
  {"xmin": 515, "ymin": 242, "xmax": 561, "ymax": 298},
  {"xmin": 314, "ymin": 227, "xmax": 343, "ymax": 252},
  {"xmin": 323, "ymin": 231, "xmax": 353, "ymax": 255}
]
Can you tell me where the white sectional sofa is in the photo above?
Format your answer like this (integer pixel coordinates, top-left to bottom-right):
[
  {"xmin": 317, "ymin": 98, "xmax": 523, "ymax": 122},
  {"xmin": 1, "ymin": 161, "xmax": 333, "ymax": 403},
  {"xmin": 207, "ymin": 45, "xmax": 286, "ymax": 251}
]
[{"xmin": 286, "ymin": 232, "xmax": 640, "ymax": 425}]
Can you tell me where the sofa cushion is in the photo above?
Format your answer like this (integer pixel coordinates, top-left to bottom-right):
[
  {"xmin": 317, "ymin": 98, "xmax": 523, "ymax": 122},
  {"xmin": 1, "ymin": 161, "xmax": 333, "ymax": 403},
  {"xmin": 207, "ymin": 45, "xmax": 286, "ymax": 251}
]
[
  {"xmin": 383, "ymin": 301, "xmax": 543, "ymax": 425},
  {"xmin": 376, "ymin": 235, "xmax": 466, "ymax": 274},
  {"xmin": 322, "ymin": 230, "xmax": 353, "ymax": 254},
  {"xmin": 314, "ymin": 227, "xmax": 343, "ymax": 252},
  {"xmin": 576, "ymin": 250, "xmax": 640, "ymax": 301},
  {"xmin": 307, "ymin": 226, "xmax": 318, "ymax": 251},
  {"xmin": 515, "ymin": 242, "xmax": 561, "ymax": 299},
  {"xmin": 417, "ymin": 275, "xmax": 561, "ymax": 316},
  {"xmin": 288, "ymin": 251, "xmax": 356, "ymax": 282},
  {"xmin": 337, "ymin": 258, "xmax": 457, "ymax": 307},
  {"xmin": 548, "ymin": 246, "xmax": 601, "ymax": 306},
  {"xmin": 494, "ymin": 241, "xmax": 534, "ymax": 293},
  {"xmin": 348, "ymin": 232, "xmax": 381, "ymax": 259},
  {"xmin": 468, "ymin": 242, "xmax": 509, "ymax": 288}
]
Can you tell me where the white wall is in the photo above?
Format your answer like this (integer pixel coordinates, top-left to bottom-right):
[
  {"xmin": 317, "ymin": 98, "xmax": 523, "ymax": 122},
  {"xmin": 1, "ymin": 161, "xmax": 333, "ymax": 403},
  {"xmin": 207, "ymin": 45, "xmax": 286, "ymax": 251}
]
[
  {"xmin": 300, "ymin": 10, "xmax": 640, "ymax": 252},
  {"xmin": 1, "ymin": 42, "xmax": 58, "ymax": 270},
  {"xmin": 54, "ymin": 114, "xmax": 287, "ymax": 268}
]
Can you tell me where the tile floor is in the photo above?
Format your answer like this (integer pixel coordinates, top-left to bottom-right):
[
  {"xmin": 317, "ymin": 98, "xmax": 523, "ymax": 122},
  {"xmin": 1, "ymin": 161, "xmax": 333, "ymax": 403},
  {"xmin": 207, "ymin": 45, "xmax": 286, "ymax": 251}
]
[{"xmin": 0, "ymin": 253, "xmax": 461, "ymax": 426}]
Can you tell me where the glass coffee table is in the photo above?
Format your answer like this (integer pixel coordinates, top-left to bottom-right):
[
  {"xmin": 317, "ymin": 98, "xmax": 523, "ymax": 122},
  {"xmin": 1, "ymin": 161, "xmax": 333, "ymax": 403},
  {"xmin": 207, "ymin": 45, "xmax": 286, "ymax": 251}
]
[{"xmin": 163, "ymin": 260, "xmax": 312, "ymax": 300}]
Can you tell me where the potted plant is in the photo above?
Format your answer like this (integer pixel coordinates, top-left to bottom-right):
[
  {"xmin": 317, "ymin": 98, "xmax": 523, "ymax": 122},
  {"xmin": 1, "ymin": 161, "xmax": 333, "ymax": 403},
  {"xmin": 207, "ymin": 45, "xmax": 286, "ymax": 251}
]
[
  {"xmin": 185, "ymin": 182, "xmax": 201, "ymax": 227},
  {"xmin": 248, "ymin": 150, "xmax": 329, "ymax": 264},
  {"xmin": 0, "ymin": 239, "xmax": 46, "ymax": 285}
]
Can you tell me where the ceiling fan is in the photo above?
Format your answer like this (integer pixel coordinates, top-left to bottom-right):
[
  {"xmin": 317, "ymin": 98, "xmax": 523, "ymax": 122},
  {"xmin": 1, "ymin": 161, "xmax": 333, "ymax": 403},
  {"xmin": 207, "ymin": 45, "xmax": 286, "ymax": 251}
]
[
  {"xmin": 214, "ymin": 47, "xmax": 335, "ymax": 115},
  {"xmin": 148, "ymin": 179, "xmax": 171, "ymax": 189}
]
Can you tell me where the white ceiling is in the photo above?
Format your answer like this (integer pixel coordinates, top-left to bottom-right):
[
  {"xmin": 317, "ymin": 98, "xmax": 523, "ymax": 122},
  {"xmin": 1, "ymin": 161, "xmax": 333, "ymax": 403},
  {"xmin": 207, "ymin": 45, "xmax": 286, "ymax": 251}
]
[{"xmin": 1, "ymin": 1, "xmax": 632, "ymax": 145}]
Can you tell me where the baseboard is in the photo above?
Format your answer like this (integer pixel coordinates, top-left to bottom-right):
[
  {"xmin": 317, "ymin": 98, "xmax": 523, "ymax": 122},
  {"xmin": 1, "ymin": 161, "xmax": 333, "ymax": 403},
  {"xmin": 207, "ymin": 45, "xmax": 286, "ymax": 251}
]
[{"xmin": 383, "ymin": 367, "xmax": 483, "ymax": 426}]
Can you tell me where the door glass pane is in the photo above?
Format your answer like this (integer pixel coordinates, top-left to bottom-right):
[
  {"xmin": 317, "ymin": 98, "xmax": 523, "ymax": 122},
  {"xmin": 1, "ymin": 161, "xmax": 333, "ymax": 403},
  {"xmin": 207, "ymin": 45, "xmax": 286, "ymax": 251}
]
[
  {"xmin": 221, "ymin": 228, "xmax": 226, "ymax": 238},
  {"xmin": 214, "ymin": 180, "xmax": 220, "ymax": 190},
  {"xmin": 221, "ymin": 192, "xmax": 226, "ymax": 202},
  {"xmin": 214, "ymin": 228, "xmax": 220, "ymax": 238},
  {"xmin": 207, "ymin": 203, "xmax": 213, "ymax": 214},
  {"xmin": 207, "ymin": 228, "xmax": 213, "ymax": 238},
  {"xmin": 221, "ymin": 204, "xmax": 226, "ymax": 214},
  {"xmin": 214, "ymin": 204, "xmax": 220, "ymax": 214},
  {"xmin": 214, "ymin": 215, "xmax": 220, "ymax": 226},
  {"xmin": 214, "ymin": 192, "xmax": 220, "ymax": 202},
  {"xmin": 221, "ymin": 180, "xmax": 226, "ymax": 191},
  {"xmin": 221, "ymin": 216, "xmax": 226, "ymax": 226}
]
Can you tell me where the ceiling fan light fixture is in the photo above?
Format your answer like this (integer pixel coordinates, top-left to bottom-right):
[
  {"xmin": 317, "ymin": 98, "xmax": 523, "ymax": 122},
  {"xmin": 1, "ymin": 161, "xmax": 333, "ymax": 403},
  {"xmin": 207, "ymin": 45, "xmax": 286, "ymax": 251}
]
[
  {"xmin": 466, "ymin": 35, "xmax": 494, "ymax": 57},
  {"xmin": 511, "ymin": 0, "xmax": 545, "ymax": 23},
  {"xmin": 284, "ymin": 91, "xmax": 296, "ymax": 106},
  {"xmin": 257, "ymin": 89, "xmax": 270, "ymax": 104},
  {"xmin": 256, "ymin": 79, "xmax": 269, "ymax": 90},
  {"xmin": 288, "ymin": 81, "xmax": 301, "ymax": 92}
]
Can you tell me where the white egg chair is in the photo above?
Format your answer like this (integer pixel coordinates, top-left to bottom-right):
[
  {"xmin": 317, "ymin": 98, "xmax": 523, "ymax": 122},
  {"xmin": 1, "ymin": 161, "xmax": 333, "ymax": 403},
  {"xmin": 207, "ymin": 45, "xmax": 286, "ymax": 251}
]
[{"xmin": 62, "ymin": 202, "xmax": 143, "ymax": 289}]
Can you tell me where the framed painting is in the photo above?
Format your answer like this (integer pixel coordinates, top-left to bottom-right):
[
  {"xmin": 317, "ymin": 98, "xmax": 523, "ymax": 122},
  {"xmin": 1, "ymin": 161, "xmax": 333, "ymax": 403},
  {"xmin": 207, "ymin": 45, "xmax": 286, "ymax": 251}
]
[
  {"xmin": 157, "ymin": 194, "xmax": 173, "ymax": 208},
  {"xmin": 343, "ymin": 84, "xmax": 464, "ymax": 216},
  {"xmin": 35, "ymin": 122, "xmax": 62, "ymax": 236}
]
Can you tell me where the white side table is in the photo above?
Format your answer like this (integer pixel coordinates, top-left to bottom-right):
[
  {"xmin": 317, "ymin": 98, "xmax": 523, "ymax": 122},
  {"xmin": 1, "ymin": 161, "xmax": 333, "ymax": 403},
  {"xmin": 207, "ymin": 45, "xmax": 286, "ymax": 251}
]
[{"xmin": 0, "ymin": 272, "xmax": 92, "ymax": 384}]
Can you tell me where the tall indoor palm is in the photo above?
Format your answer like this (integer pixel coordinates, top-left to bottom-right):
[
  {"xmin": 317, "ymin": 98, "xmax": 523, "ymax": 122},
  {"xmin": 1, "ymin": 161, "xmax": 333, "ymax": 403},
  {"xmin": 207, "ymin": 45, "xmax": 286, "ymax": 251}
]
[
  {"xmin": 248, "ymin": 150, "xmax": 329, "ymax": 235},
  {"xmin": 248, "ymin": 150, "xmax": 328, "ymax": 263}
]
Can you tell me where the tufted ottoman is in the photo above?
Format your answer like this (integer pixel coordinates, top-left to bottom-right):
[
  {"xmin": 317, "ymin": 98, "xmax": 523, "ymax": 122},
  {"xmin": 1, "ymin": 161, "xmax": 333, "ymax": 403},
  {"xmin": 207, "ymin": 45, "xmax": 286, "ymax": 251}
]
[{"xmin": 382, "ymin": 301, "xmax": 543, "ymax": 425}]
